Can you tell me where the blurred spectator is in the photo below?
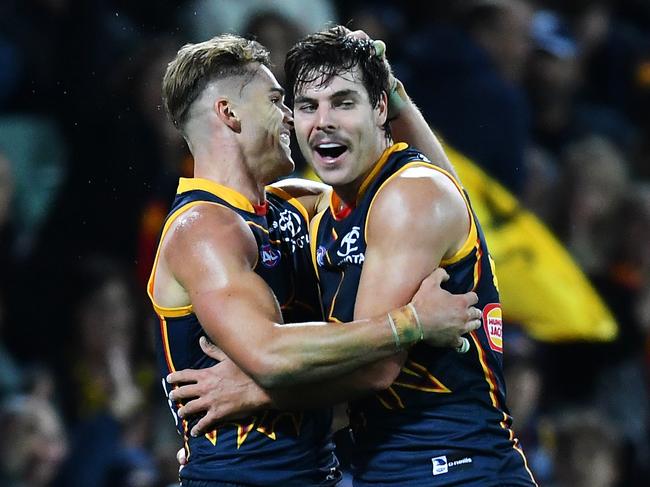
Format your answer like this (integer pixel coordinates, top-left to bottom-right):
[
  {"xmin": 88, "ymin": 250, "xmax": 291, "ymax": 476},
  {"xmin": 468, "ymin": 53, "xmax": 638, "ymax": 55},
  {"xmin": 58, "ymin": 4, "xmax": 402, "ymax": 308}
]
[
  {"xmin": 0, "ymin": 291, "xmax": 23, "ymax": 402},
  {"xmin": 0, "ymin": 116, "xmax": 67, "ymax": 261},
  {"xmin": 102, "ymin": 38, "xmax": 194, "ymax": 285},
  {"xmin": 401, "ymin": 0, "xmax": 532, "ymax": 194},
  {"xmin": 0, "ymin": 152, "xmax": 14, "ymax": 267},
  {"xmin": 526, "ymin": 8, "xmax": 636, "ymax": 158},
  {"xmin": 0, "ymin": 394, "xmax": 68, "ymax": 487},
  {"xmin": 503, "ymin": 330, "xmax": 553, "ymax": 484},
  {"xmin": 561, "ymin": 136, "xmax": 628, "ymax": 274},
  {"xmin": 550, "ymin": 409, "xmax": 622, "ymax": 487},
  {"xmin": 181, "ymin": 0, "xmax": 337, "ymax": 42},
  {"xmin": 243, "ymin": 11, "xmax": 305, "ymax": 85},
  {"xmin": 55, "ymin": 256, "xmax": 158, "ymax": 487}
]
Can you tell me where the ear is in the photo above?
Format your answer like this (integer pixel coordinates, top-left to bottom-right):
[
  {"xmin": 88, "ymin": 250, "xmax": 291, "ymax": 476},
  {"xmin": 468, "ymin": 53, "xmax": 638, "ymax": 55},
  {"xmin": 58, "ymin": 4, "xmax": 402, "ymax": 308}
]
[
  {"xmin": 215, "ymin": 98, "xmax": 241, "ymax": 132},
  {"xmin": 376, "ymin": 90, "xmax": 388, "ymax": 127}
]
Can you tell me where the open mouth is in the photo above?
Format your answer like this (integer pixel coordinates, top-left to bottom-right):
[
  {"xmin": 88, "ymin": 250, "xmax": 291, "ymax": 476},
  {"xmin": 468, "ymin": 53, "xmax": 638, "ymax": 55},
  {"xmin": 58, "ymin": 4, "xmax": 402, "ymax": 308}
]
[{"xmin": 315, "ymin": 143, "xmax": 348, "ymax": 159}]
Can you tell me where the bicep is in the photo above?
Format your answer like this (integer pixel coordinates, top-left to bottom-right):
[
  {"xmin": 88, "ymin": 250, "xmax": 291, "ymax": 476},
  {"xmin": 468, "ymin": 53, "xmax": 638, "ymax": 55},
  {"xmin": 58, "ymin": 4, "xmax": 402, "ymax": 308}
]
[
  {"xmin": 167, "ymin": 209, "xmax": 283, "ymax": 375},
  {"xmin": 191, "ymin": 273, "xmax": 283, "ymax": 372},
  {"xmin": 354, "ymin": 175, "xmax": 459, "ymax": 318},
  {"xmin": 354, "ymin": 236, "xmax": 443, "ymax": 319}
]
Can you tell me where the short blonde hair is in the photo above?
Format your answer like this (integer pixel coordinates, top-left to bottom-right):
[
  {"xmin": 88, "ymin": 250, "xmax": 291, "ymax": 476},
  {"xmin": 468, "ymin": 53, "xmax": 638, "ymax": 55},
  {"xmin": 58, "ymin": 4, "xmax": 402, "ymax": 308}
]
[{"xmin": 162, "ymin": 34, "xmax": 270, "ymax": 130}]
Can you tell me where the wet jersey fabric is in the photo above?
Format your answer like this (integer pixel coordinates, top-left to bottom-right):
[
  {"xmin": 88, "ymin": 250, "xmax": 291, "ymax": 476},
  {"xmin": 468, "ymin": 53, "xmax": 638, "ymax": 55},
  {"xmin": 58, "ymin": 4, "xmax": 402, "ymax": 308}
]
[
  {"xmin": 148, "ymin": 178, "xmax": 339, "ymax": 486},
  {"xmin": 311, "ymin": 144, "xmax": 536, "ymax": 486}
]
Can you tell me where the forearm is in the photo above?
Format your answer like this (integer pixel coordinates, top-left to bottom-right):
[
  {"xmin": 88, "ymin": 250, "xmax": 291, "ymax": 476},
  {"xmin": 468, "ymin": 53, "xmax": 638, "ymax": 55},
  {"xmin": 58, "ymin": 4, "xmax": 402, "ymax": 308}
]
[
  {"xmin": 258, "ymin": 310, "xmax": 417, "ymax": 388},
  {"xmin": 388, "ymin": 81, "xmax": 459, "ymax": 180},
  {"xmin": 268, "ymin": 353, "xmax": 406, "ymax": 410}
]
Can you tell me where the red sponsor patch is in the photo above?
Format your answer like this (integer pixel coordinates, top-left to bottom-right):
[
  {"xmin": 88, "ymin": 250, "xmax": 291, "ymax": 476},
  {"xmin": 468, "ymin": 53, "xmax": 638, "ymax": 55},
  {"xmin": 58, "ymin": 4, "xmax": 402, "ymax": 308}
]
[{"xmin": 482, "ymin": 303, "xmax": 503, "ymax": 353}]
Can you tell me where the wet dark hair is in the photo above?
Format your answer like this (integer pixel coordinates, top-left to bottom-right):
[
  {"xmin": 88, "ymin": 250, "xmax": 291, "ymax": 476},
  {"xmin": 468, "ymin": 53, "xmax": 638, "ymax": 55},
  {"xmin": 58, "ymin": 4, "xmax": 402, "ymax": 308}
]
[{"xmin": 284, "ymin": 26, "xmax": 390, "ymax": 108}]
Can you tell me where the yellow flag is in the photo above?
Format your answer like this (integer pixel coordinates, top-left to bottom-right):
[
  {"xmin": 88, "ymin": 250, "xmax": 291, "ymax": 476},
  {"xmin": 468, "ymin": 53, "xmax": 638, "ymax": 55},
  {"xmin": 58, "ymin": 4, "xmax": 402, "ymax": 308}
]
[{"xmin": 446, "ymin": 145, "xmax": 617, "ymax": 342}]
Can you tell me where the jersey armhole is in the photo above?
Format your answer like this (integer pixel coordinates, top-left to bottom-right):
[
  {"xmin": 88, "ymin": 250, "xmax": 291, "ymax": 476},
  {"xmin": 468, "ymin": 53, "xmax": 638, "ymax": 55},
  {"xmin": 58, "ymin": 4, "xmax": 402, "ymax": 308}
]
[
  {"xmin": 147, "ymin": 200, "xmax": 259, "ymax": 316},
  {"xmin": 363, "ymin": 161, "xmax": 477, "ymax": 265}
]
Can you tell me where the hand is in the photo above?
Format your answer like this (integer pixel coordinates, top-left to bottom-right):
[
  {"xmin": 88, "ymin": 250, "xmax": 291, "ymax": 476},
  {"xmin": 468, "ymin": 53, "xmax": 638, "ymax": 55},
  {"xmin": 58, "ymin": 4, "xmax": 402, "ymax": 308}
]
[
  {"xmin": 177, "ymin": 447, "xmax": 187, "ymax": 469},
  {"xmin": 345, "ymin": 30, "xmax": 404, "ymax": 120},
  {"xmin": 167, "ymin": 337, "xmax": 272, "ymax": 437},
  {"xmin": 410, "ymin": 268, "xmax": 482, "ymax": 348}
]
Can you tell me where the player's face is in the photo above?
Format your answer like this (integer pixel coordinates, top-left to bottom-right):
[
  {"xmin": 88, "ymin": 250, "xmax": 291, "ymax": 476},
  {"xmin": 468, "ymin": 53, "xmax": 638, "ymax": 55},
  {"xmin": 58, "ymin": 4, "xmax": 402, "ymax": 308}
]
[
  {"xmin": 237, "ymin": 65, "xmax": 294, "ymax": 182},
  {"xmin": 293, "ymin": 68, "xmax": 387, "ymax": 193}
]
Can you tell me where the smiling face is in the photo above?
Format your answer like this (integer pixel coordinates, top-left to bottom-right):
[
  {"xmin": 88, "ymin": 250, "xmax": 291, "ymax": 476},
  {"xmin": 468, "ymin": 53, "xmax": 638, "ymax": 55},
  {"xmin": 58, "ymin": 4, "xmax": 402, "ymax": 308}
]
[
  {"xmin": 293, "ymin": 68, "xmax": 388, "ymax": 197},
  {"xmin": 236, "ymin": 65, "xmax": 295, "ymax": 182}
]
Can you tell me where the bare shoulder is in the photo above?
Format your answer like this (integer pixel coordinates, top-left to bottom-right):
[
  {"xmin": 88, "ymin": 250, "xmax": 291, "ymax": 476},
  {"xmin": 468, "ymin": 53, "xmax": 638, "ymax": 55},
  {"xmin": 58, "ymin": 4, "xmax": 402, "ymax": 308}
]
[
  {"xmin": 163, "ymin": 203, "xmax": 258, "ymax": 275},
  {"xmin": 271, "ymin": 178, "xmax": 330, "ymax": 198},
  {"xmin": 367, "ymin": 165, "xmax": 469, "ymax": 251},
  {"xmin": 270, "ymin": 178, "xmax": 332, "ymax": 218}
]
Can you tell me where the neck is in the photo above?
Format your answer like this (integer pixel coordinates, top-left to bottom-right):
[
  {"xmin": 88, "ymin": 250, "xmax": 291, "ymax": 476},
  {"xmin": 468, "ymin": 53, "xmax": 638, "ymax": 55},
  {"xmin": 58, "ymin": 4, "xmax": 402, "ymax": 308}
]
[{"xmin": 191, "ymin": 138, "xmax": 266, "ymax": 206}]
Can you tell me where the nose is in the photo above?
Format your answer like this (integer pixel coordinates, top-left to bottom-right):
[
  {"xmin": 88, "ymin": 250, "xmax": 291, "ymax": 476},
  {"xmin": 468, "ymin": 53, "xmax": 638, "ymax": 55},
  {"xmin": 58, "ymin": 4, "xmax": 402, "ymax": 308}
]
[
  {"xmin": 316, "ymin": 105, "xmax": 336, "ymax": 132},
  {"xmin": 282, "ymin": 102, "xmax": 294, "ymax": 129}
]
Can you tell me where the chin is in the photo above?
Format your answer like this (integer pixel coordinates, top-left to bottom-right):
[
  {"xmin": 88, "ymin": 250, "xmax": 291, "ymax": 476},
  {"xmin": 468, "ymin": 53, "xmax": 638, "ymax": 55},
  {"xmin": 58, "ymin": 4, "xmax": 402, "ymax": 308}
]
[
  {"xmin": 267, "ymin": 156, "xmax": 295, "ymax": 182},
  {"xmin": 312, "ymin": 165, "xmax": 351, "ymax": 188}
]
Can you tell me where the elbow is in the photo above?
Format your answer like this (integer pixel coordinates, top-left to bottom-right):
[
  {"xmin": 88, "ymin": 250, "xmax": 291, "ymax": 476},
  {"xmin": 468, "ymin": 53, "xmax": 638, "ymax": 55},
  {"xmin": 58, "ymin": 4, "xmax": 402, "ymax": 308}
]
[
  {"xmin": 245, "ymin": 354, "xmax": 295, "ymax": 390},
  {"xmin": 363, "ymin": 359, "xmax": 403, "ymax": 392}
]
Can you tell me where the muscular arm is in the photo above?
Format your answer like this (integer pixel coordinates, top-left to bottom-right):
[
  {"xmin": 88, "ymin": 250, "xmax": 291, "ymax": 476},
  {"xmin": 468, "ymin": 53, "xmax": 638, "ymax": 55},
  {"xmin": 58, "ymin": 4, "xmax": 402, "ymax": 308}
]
[
  {"xmin": 159, "ymin": 203, "xmax": 449, "ymax": 390},
  {"xmin": 270, "ymin": 178, "xmax": 331, "ymax": 218},
  {"xmin": 275, "ymin": 166, "xmax": 471, "ymax": 403},
  {"xmin": 279, "ymin": 168, "xmax": 471, "ymax": 403}
]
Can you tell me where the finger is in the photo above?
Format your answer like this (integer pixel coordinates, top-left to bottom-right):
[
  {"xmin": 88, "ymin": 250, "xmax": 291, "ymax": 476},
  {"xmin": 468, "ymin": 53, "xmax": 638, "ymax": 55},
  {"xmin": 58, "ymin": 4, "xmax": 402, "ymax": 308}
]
[
  {"xmin": 176, "ymin": 447, "xmax": 187, "ymax": 466},
  {"xmin": 348, "ymin": 29, "xmax": 370, "ymax": 41},
  {"xmin": 455, "ymin": 337, "xmax": 471, "ymax": 354},
  {"xmin": 200, "ymin": 336, "xmax": 227, "ymax": 361},
  {"xmin": 372, "ymin": 39, "xmax": 386, "ymax": 59},
  {"xmin": 178, "ymin": 397, "xmax": 209, "ymax": 418},
  {"xmin": 434, "ymin": 268, "xmax": 450, "ymax": 283},
  {"xmin": 169, "ymin": 383, "xmax": 203, "ymax": 402},
  {"xmin": 465, "ymin": 319, "xmax": 482, "ymax": 332},
  {"xmin": 191, "ymin": 412, "xmax": 222, "ymax": 437},
  {"xmin": 464, "ymin": 291, "xmax": 479, "ymax": 306},
  {"xmin": 167, "ymin": 369, "xmax": 199, "ymax": 385},
  {"xmin": 467, "ymin": 306, "xmax": 482, "ymax": 321}
]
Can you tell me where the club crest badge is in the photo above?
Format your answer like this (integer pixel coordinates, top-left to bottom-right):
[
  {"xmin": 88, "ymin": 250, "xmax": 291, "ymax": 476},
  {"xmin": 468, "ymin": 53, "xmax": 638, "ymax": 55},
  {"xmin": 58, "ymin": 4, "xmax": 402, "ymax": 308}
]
[{"xmin": 260, "ymin": 244, "xmax": 281, "ymax": 268}]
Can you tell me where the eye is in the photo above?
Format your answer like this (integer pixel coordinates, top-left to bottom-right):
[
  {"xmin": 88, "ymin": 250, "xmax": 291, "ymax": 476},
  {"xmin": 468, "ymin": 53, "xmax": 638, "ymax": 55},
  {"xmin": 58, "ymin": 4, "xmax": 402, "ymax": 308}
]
[
  {"xmin": 337, "ymin": 99, "xmax": 355, "ymax": 109},
  {"xmin": 298, "ymin": 103, "xmax": 316, "ymax": 113},
  {"xmin": 270, "ymin": 96, "xmax": 282, "ymax": 105}
]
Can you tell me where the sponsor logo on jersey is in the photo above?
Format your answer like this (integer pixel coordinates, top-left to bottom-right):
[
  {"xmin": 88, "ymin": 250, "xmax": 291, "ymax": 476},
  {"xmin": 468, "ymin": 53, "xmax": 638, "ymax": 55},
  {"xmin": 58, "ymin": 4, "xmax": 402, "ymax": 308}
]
[
  {"xmin": 431, "ymin": 453, "xmax": 473, "ymax": 476},
  {"xmin": 483, "ymin": 303, "xmax": 503, "ymax": 352},
  {"xmin": 337, "ymin": 226, "xmax": 360, "ymax": 257},
  {"xmin": 260, "ymin": 244, "xmax": 281, "ymax": 268},
  {"xmin": 316, "ymin": 246, "xmax": 327, "ymax": 267},
  {"xmin": 432, "ymin": 456, "xmax": 448, "ymax": 476},
  {"xmin": 336, "ymin": 226, "xmax": 365, "ymax": 264},
  {"xmin": 272, "ymin": 209, "xmax": 308, "ymax": 252},
  {"xmin": 278, "ymin": 209, "xmax": 302, "ymax": 238}
]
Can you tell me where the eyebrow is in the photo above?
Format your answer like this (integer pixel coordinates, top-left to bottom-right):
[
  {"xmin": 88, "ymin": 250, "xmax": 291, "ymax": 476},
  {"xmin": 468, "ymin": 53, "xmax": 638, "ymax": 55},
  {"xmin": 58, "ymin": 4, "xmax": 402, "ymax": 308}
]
[
  {"xmin": 270, "ymin": 87, "xmax": 285, "ymax": 97},
  {"xmin": 294, "ymin": 89, "xmax": 361, "ymax": 104}
]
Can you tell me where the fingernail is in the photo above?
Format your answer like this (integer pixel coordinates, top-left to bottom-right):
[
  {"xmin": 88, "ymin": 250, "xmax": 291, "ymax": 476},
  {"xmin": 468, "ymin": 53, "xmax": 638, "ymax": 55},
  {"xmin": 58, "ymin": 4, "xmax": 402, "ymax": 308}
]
[
  {"xmin": 191, "ymin": 429, "xmax": 197, "ymax": 437},
  {"xmin": 166, "ymin": 374, "xmax": 171, "ymax": 383}
]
